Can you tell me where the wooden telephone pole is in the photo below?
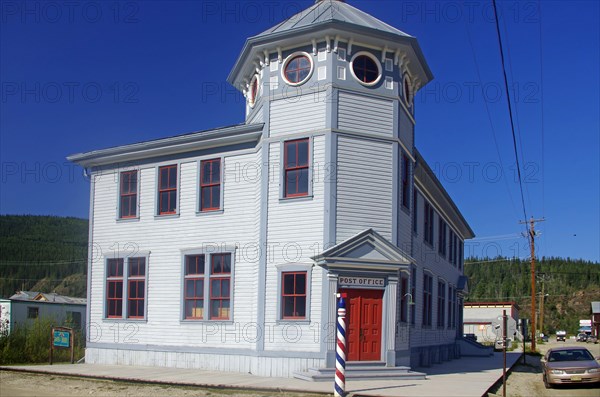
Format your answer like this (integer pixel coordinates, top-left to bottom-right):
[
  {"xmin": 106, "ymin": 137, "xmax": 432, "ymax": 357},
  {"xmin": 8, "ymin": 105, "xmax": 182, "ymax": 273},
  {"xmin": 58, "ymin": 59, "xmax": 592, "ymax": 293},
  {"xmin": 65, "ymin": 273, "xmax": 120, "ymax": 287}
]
[{"xmin": 520, "ymin": 217, "xmax": 545, "ymax": 351}]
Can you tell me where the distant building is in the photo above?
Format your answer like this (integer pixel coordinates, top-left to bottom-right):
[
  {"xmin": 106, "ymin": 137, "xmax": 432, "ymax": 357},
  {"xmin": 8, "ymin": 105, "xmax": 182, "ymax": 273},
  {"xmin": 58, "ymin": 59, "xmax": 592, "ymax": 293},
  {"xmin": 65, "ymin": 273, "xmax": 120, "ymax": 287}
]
[
  {"xmin": 592, "ymin": 302, "xmax": 600, "ymax": 337},
  {"xmin": 463, "ymin": 302, "xmax": 520, "ymax": 342},
  {"xmin": 1, "ymin": 291, "xmax": 86, "ymax": 334}
]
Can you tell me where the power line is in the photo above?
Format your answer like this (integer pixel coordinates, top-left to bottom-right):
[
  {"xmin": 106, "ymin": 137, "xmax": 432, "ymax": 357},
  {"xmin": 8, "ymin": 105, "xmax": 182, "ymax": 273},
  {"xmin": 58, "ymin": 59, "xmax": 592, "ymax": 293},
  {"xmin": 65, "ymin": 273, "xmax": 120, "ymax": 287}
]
[{"xmin": 491, "ymin": 0, "xmax": 529, "ymax": 224}]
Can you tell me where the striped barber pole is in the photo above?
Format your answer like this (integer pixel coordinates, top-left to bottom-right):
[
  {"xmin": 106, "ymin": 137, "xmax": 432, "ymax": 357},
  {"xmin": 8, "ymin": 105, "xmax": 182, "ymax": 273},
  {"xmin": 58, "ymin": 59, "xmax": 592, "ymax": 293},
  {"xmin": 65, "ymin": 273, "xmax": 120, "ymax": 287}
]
[{"xmin": 334, "ymin": 293, "xmax": 347, "ymax": 397}]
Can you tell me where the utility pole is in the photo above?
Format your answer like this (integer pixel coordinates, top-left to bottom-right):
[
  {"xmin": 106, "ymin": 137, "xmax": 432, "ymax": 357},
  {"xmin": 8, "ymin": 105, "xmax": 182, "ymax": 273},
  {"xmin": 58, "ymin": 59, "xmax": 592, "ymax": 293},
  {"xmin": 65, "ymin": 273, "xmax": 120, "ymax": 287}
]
[
  {"xmin": 520, "ymin": 217, "xmax": 545, "ymax": 352},
  {"xmin": 539, "ymin": 274, "xmax": 547, "ymax": 336}
]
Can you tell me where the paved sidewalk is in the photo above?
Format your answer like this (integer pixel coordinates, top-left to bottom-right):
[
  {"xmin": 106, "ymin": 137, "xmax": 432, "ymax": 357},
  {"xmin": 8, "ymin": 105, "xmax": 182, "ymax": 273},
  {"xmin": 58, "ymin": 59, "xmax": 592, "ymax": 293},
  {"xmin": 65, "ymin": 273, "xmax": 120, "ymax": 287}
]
[{"xmin": 1, "ymin": 352, "xmax": 521, "ymax": 397}]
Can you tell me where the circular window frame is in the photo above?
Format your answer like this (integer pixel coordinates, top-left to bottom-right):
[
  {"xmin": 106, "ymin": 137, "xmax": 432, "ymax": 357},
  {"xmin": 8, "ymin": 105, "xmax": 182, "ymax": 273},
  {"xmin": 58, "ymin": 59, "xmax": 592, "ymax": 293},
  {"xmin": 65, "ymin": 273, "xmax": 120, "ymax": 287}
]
[
  {"xmin": 403, "ymin": 73, "xmax": 413, "ymax": 108},
  {"xmin": 349, "ymin": 51, "xmax": 382, "ymax": 87},
  {"xmin": 248, "ymin": 74, "xmax": 260, "ymax": 108},
  {"xmin": 281, "ymin": 51, "xmax": 314, "ymax": 87}
]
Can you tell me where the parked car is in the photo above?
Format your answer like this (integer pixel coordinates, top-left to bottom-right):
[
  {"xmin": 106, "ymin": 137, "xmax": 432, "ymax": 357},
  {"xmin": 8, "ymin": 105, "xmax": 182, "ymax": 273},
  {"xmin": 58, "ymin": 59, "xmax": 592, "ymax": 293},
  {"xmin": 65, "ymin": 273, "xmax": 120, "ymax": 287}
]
[
  {"xmin": 586, "ymin": 335, "xmax": 598, "ymax": 344},
  {"xmin": 556, "ymin": 330, "xmax": 567, "ymax": 342},
  {"xmin": 494, "ymin": 338, "xmax": 512, "ymax": 351},
  {"xmin": 541, "ymin": 346, "xmax": 600, "ymax": 388},
  {"xmin": 464, "ymin": 333, "xmax": 477, "ymax": 342},
  {"xmin": 576, "ymin": 333, "xmax": 589, "ymax": 342}
]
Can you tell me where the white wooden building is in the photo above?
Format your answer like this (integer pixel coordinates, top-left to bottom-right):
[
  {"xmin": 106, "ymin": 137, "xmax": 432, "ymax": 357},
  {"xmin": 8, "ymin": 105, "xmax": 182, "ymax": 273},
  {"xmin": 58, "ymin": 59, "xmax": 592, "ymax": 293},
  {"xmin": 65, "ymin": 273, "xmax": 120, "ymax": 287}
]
[{"xmin": 69, "ymin": 0, "xmax": 474, "ymax": 378}]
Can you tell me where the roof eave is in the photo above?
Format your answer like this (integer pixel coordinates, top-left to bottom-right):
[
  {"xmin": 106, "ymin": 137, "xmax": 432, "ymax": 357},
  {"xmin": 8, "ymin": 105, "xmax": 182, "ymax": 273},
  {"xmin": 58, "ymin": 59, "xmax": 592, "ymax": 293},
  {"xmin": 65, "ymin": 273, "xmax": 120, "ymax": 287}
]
[
  {"xmin": 68, "ymin": 123, "xmax": 264, "ymax": 168},
  {"xmin": 228, "ymin": 21, "xmax": 433, "ymax": 88}
]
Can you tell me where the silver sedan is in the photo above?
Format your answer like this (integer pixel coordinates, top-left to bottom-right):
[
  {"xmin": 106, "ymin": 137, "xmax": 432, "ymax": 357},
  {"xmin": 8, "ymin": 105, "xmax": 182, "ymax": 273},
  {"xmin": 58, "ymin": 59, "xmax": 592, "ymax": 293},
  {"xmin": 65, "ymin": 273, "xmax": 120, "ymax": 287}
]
[{"xmin": 541, "ymin": 346, "xmax": 600, "ymax": 388}]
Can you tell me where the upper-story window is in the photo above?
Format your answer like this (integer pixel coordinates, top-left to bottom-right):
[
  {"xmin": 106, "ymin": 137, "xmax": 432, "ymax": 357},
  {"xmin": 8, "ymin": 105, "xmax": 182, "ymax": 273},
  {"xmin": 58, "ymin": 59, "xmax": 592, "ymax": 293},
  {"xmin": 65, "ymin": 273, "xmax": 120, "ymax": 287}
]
[
  {"xmin": 438, "ymin": 219, "xmax": 447, "ymax": 257},
  {"xmin": 284, "ymin": 138, "xmax": 309, "ymax": 198},
  {"xmin": 458, "ymin": 240, "xmax": 464, "ymax": 270},
  {"xmin": 413, "ymin": 190, "xmax": 418, "ymax": 233},
  {"xmin": 401, "ymin": 154, "xmax": 410, "ymax": 209},
  {"xmin": 158, "ymin": 165, "xmax": 177, "ymax": 215},
  {"xmin": 403, "ymin": 74, "xmax": 413, "ymax": 108},
  {"xmin": 422, "ymin": 273, "xmax": 433, "ymax": 327},
  {"xmin": 200, "ymin": 158, "xmax": 221, "ymax": 211},
  {"xmin": 119, "ymin": 170, "xmax": 138, "ymax": 219},
  {"xmin": 282, "ymin": 53, "xmax": 313, "ymax": 86},
  {"xmin": 423, "ymin": 202, "xmax": 434, "ymax": 245},
  {"xmin": 248, "ymin": 74, "xmax": 259, "ymax": 107},
  {"xmin": 350, "ymin": 52, "xmax": 382, "ymax": 86}
]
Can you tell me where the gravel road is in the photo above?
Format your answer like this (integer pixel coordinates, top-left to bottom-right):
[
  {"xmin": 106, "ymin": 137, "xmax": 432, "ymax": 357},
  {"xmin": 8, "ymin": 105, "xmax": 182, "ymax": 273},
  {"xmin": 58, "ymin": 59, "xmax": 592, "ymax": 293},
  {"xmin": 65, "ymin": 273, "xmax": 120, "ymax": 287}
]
[{"xmin": 487, "ymin": 337, "xmax": 600, "ymax": 397}]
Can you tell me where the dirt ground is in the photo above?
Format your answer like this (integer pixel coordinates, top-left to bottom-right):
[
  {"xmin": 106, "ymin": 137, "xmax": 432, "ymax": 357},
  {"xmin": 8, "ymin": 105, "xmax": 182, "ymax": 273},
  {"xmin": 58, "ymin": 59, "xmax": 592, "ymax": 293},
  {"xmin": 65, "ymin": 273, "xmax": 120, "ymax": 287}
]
[
  {"xmin": 487, "ymin": 337, "xmax": 600, "ymax": 397},
  {"xmin": 0, "ymin": 371, "xmax": 325, "ymax": 397}
]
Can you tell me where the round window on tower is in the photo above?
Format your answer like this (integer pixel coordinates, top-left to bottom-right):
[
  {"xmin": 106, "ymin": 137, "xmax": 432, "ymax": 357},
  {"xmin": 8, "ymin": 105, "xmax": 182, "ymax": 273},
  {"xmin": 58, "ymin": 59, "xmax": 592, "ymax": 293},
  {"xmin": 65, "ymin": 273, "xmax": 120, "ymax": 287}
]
[
  {"xmin": 248, "ymin": 74, "xmax": 260, "ymax": 107},
  {"xmin": 403, "ymin": 74, "xmax": 412, "ymax": 107},
  {"xmin": 350, "ymin": 52, "xmax": 382, "ymax": 86},
  {"xmin": 282, "ymin": 52, "xmax": 313, "ymax": 86}
]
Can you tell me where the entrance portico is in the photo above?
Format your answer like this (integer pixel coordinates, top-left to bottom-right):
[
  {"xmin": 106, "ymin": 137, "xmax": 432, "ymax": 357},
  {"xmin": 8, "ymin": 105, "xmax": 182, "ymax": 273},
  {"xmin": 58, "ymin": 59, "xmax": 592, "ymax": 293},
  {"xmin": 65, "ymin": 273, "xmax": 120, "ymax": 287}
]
[{"xmin": 312, "ymin": 229, "xmax": 414, "ymax": 367}]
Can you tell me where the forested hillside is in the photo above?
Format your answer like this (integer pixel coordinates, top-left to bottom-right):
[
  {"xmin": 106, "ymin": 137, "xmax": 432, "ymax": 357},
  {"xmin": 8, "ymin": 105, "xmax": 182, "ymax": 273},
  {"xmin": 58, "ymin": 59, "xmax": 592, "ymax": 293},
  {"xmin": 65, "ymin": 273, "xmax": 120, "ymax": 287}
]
[
  {"xmin": 465, "ymin": 257, "xmax": 600, "ymax": 334},
  {"xmin": 0, "ymin": 215, "xmax": 88, "ymax": 298}
]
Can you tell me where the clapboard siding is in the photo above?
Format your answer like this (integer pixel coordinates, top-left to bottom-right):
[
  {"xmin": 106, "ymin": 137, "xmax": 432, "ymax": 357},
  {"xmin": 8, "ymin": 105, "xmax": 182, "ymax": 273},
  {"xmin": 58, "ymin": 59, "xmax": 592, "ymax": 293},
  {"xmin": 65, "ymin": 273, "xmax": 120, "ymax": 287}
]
[
  {"xmin": 269, "ymin": 94, "xmax": 326, "ymax": 137},
  {"xmin": 336, "ymin": 136, "xmax": 393, "ymax": 242},
  {"xmin": 338, "ymin": 91, "xmax": 394, "ymax": 136},
  {"xmin": 89, "ymin": 150, "xmax": 261, "ymax": 349},
  {"xmin": 247, "ymin": 105, "xmax": 263, "ymax": 124},
  {"xmin": 263, "ymin": 136, "xmax": 325, "ymax": 352},
  {"xmin": 399, "ymin": 106, "xmax": 414, "ymax": 150}
]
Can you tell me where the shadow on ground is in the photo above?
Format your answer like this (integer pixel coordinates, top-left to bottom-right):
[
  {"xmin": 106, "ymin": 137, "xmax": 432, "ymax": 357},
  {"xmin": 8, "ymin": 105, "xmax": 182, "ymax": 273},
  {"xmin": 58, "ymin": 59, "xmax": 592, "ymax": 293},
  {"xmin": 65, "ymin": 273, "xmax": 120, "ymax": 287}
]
[{"xmin": 414, "ymin": 352, "xmax": 521, "ymax": 376}]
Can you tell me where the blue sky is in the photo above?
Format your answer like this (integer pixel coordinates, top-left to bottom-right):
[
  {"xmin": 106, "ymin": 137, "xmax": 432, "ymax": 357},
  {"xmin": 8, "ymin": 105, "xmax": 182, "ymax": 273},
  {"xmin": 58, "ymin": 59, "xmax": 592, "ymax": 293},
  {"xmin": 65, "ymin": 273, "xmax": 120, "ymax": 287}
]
[{"xmin": 1, "ymin": 0, "xmax": 598, "ymax": 262}]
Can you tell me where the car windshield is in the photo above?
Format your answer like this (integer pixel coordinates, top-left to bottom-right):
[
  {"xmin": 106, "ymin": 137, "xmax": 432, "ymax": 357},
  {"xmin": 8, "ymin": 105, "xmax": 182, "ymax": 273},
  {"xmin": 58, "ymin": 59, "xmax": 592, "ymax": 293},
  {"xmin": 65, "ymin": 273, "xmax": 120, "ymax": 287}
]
[{"xmin": 548, "ymin": 349, "xmax": 594, "ymax": 362}]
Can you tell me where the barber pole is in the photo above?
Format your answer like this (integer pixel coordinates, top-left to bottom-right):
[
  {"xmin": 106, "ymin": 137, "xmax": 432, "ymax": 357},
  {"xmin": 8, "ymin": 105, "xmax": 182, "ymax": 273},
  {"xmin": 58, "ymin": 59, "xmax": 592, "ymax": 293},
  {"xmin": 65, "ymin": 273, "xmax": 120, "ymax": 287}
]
[{"xmin": 335, "ymin": 293, "xmax": 347, "ymax": 397}]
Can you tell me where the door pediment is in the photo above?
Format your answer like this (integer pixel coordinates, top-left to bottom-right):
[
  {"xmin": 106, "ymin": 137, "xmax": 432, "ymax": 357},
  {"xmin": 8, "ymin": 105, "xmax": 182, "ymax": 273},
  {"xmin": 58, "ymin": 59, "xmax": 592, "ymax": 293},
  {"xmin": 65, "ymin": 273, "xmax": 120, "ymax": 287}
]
[{"xmin": 312, "ymin": 229, "xmax": 414, "ymax": 272}]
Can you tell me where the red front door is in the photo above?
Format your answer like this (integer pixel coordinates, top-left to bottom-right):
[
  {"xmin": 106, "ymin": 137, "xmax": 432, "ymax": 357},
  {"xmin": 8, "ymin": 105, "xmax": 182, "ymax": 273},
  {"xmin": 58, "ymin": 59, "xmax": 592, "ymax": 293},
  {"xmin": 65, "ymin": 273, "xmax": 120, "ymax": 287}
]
[{"xmin": 345, "ymin": 288, "xmax": 383, "ymax": 361}]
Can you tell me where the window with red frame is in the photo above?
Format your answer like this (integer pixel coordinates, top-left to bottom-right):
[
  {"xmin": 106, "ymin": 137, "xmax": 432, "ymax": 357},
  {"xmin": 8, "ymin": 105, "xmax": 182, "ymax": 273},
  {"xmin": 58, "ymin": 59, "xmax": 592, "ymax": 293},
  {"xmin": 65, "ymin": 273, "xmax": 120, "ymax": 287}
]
[
  {"xmin": 284, "ymin": 55, "xmax": 311, "ymax": 84},
  {"xmin": 284, "ymin": 139, "xmax": 309, "ymax": 197},
  {"xmin": 158, "ymin": 165, "xmax": 177, "ymax": 215},
  {"xmin": 281, "ymin": 272, "xmax": 307, "ymax": 319},
  {"xmin": 209, "ymin": 253, "xmax": 231, "ymax": 320},
  {"xmin": 127, "ymin": 257, "xmax": 146, "ymax": 319},
  {"xmin": 200, "ymin": 159, "xmax": 221, "ymax": 211},
  {"xmin": 352, "ymin": 55, "xmax": 379, "ymax": 84},
  {"xmin": 401, "ymin": 154, "xmax": 410, "ymax": 209},
  {"xmin": 184, "ymin": 255, "xmax": 205, "ymax": 319},
  {"xmin": 119, "ymin": 170, "xmax": 138, "ymax": 218},
  {"xmin": 106, "ymin": 258, "xmax": 124, "ymax": 318}
]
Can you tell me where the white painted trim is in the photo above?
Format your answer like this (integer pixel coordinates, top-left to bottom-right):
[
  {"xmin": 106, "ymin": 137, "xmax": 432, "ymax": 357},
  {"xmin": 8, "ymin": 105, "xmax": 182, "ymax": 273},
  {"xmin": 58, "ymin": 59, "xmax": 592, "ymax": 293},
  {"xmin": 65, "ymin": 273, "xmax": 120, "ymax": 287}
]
[
  {"xmin": 349, "ymin": 51, "xmax": 382, "ymax": 87},
  {"xmin": 280, "ymin": 51, "xmax": 314, "ymax": 87}
]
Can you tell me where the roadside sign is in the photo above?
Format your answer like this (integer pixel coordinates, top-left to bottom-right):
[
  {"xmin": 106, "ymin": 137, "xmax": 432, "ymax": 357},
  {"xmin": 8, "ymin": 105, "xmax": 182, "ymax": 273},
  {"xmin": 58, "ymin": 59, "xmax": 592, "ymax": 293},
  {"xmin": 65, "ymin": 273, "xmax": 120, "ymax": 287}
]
[
  {"xmin": 53, "ymin": 330, "xmax": 70, "ymax": 348},
  {"xmin": 50, "ymin": 326, "xmax": 74, "ymax": 364}
]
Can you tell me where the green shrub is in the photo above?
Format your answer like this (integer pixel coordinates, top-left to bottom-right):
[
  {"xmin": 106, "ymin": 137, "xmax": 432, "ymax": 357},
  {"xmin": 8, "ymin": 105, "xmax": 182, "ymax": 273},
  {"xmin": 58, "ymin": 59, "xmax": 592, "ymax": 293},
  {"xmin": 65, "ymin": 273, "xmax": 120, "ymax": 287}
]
[{"xmin": 0, "ymin": 317, "xmax": 84, "ymax": 365}]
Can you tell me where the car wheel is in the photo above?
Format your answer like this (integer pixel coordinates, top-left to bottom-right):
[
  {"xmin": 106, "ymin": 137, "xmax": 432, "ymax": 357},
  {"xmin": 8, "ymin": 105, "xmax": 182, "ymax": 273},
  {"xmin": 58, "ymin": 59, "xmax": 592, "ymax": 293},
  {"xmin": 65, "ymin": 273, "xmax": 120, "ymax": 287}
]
[{"xmin": 543, "ymin": 374, "xmax": 552, "ymax": 389}]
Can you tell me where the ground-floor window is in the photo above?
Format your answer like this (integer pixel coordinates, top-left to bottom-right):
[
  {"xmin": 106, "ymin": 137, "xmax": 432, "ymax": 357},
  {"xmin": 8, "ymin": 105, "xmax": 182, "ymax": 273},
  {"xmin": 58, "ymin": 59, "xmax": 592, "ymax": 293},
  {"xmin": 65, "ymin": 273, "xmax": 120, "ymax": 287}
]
[
  {"xmin": 182, "ymin": 252, "xmax": 233, "ymax": 321},
  {"xmin": 281, "ymin": 272, "xmax": 307, "ymax": 319},
  {"xmin": 105, "ymin": 256, "xmax": 147, "ymax": 320},
  {"xmin": 437, "ymin": 281, "xmax": 446, "ymax": 328},
  {"xmin": 422, "ymin": 273, "xmax": 433, "ymax": 327}
]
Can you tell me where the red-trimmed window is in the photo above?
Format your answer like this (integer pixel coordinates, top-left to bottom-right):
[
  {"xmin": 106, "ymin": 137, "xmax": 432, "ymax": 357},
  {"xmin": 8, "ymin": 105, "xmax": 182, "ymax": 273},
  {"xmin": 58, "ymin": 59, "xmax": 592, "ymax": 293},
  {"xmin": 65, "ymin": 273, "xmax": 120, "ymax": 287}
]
[
  {"xmin": 184, "ymin": 255, "xmax": 205, "ymax": 320},
  {"xmin": 209, "ymin": 253, "xmax": 231, "ymax": 320},
  {"xmin": 437, "ymin": 281, "xmax": 446, "ymax": 328},
  {"xmin": 424, "ymin": 202, "xmax": 434, "ymax": 245},
  {"xmin": 119, "ymin": 170, "xmax": 138, "ymax": 218},
  {"xmin": 281, "ymin": 272, "xmax": 307, "ymax": 319},
  {"xmin": 127, "ymin": 257, "xmax": 146, "ymax": 319},
  {"xmin": 284, "ymin": 55, "xmax": 311, "ymax": 84},
  {"xmin": 158, "ymin": 165, "xmax": 177, "ymax": 215},
  {"xmin": 353, "ymin": 55, "xmax": 379, "ymax": 84},
  {"xmin": 422, "ymin": 273, "xmax": 433, "ymax": 327},
  {"xmin": 284, "ymin": 139, "xmax": 309, "ymax": 198},
  {"xmin": 106, "ymin": 258, "xmax": 124, "ymax": 318},
  {"xmin": 401, "ymin": 154, "xmax": 410, "ymax": 208},
  {"xmin": 200, "ymin": 159, "xmax": 221, "ymax": 211}
]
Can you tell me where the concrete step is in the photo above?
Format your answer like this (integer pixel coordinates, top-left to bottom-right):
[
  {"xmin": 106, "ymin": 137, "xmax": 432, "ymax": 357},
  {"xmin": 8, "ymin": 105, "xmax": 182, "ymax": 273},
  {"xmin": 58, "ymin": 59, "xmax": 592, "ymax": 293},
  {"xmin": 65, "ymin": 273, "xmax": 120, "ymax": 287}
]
[{"xmin": 293, "ymin": 364, "xmax": 427, "ymax": 382}]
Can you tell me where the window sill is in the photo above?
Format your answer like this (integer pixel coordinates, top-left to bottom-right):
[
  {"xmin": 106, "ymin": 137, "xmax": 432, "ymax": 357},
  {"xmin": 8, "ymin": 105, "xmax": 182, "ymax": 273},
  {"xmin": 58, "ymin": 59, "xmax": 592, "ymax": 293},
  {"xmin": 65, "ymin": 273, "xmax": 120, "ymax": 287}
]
[
  {"xmin": 279, "ymin": 195, "xmax": 313, "ymax": 203},
  {"xmin": 196, "ymin": 209, "xmax": 224, "ymax": 216},
  {"xmin": 179, "ymin": 319, "xmax": 234, "ymax": 324},
  {"xmin": 154, "ymin": 214, "xmax": 180, "ymax": 220},
  {"xmin": 116, "ymin": 217, "xmax": 140, "ymax": 223},
  {"xmin": 103, "ymin": 318, "xmax": 147, "ymax": 323},
  {"xmin": 276, "ymin": 319, "xmax": 311, "ymax": 325}
]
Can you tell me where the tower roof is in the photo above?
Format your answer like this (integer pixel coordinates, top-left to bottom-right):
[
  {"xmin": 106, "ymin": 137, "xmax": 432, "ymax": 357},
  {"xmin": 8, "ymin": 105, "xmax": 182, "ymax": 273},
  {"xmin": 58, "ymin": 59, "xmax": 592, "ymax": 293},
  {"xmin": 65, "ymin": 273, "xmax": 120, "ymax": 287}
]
[
  {"xmin": 258, "ymin": 0, "xmax": 412, "ymax": 39},
  {"xmin": 228, "ymin": 0, "xmax": 433, "ymax": 90}
]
